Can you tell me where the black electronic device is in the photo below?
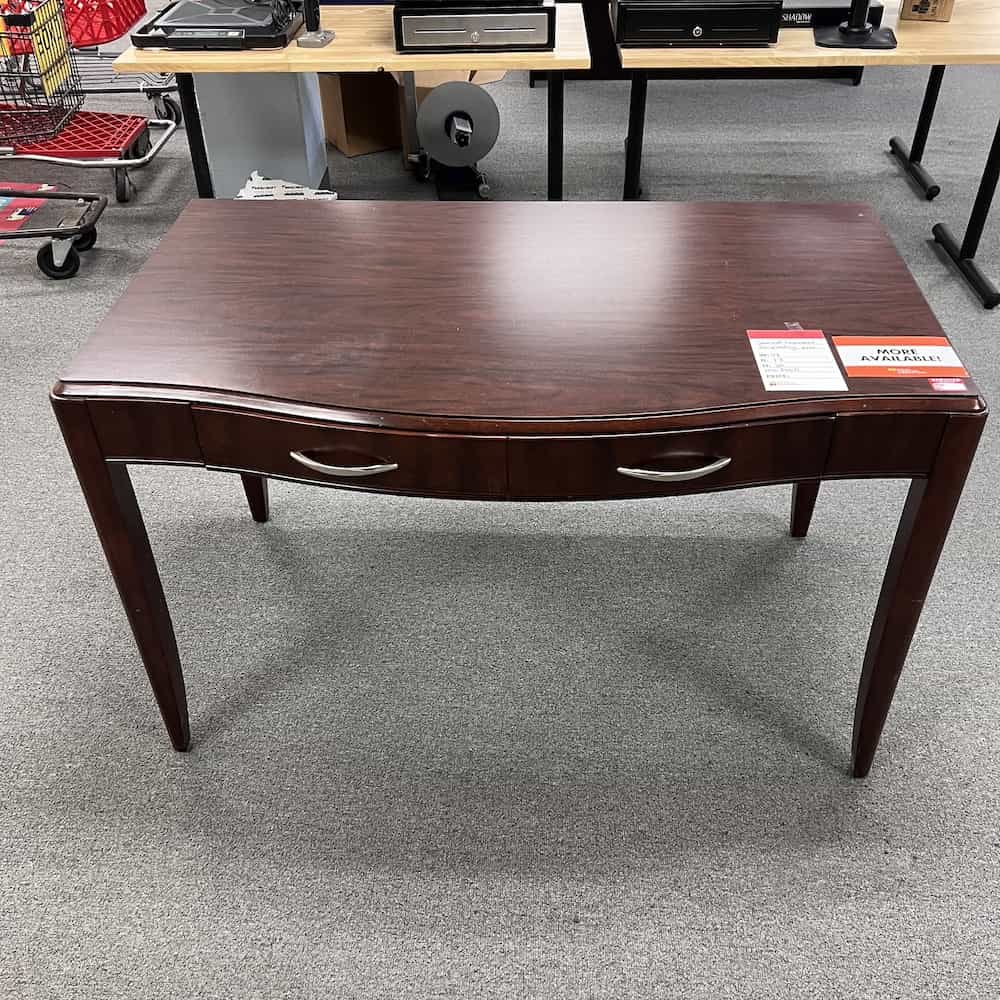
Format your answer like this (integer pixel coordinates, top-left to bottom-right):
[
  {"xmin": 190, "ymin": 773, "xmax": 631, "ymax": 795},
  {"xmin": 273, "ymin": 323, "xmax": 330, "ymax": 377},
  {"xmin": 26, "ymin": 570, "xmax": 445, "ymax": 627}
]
[
  {"xmin": 131, "ymin": 0, "xmax": 302, "ymax": 50},
  {"xmin": 611, "ymin": 0, "xmax": 782, "ymax": 48},
  {"xmin": 781, "ymin": 0, "xmax": 882, "ymax": 28},
  {"xmin": 393, "ymin": 0, "xmax": 555, "ymax": 53},
  {"xmin": 813, "ymin": 0, "xmax": 896, "ymax": 48}
]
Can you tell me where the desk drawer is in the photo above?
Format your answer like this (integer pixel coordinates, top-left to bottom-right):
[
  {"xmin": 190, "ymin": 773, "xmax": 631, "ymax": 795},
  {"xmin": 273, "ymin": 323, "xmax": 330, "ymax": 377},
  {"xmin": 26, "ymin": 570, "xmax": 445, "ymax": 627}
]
[
  {"xmin": 194, "ymin": 408, "xmax": 507, "ymax": 499},
  {"xmin": 508, "ymin": 418, "xmax": 833, "ymax": 500}
]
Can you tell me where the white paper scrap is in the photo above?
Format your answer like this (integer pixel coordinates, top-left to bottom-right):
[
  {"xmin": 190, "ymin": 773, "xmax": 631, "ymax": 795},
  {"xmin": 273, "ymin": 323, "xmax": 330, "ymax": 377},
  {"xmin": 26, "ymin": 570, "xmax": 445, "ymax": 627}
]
[{"xmin": 236, "ymin": 171, "xmax": 338, "ymax": 201}]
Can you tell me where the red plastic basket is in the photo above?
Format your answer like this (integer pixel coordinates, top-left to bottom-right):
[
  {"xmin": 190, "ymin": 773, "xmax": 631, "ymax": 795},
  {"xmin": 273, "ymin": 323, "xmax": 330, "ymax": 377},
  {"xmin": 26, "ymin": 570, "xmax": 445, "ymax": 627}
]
[
  {"xmin": 10, "ymin": 109, "xmax": 147, "ymax": 157},
  {"xmin": 2, "ymin": 0, "xmax": 145, "ymax": 49},
  {"xmin": 63, "ymin": 0, "xmax": 146, "ymax": 47}
]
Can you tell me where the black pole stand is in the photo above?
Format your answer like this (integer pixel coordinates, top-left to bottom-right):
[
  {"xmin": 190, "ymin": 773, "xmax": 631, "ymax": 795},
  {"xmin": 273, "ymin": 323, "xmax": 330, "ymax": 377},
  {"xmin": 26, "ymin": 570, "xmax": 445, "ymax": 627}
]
[
  {"xmin": 297, "ymin": 0, "xmax": 335, "ymax": 47},
  {"xmin": 814, "ymin": 0, "xmax": 896, "ymax": 49},
  {"xmin": 932, "ymin": 115, "xmax": 1000, "ymax": 310},
  {"xmin": 623, "ymin": 71, "xmax": 648, "ymax": 200},
  {"xmin": 889, "ymin": 65, "xmax": 945, "ymax": 200},
  {"xmin": 547, "ymin": 71, "xmax": 564, "ymax": 201},
  {"xmin": 175, "ymin": 73, "xmax": 214, "ymax": 199}
]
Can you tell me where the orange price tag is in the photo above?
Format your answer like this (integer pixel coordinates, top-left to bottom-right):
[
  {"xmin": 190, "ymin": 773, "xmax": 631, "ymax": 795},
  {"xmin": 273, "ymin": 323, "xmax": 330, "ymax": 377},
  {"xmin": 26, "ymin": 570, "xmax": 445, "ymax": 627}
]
[{"xmin": 832, "ymin": 336, "xmax": 968, "ymax": 379}]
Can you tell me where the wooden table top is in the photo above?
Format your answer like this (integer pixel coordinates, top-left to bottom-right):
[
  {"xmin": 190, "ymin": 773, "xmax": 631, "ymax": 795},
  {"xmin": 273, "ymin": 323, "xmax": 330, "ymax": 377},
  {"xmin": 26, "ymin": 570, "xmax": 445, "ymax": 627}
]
[
  {"xmin": 59, "ymin": 200, "xmax": 982, "ymax": 433},
  {"xmin": 619, "ymin": 0, "xmax": 1000, "ymax": 70},
  {"xmin": 112, "ymin": 3, "xmax": 590, "ymax": 75}
]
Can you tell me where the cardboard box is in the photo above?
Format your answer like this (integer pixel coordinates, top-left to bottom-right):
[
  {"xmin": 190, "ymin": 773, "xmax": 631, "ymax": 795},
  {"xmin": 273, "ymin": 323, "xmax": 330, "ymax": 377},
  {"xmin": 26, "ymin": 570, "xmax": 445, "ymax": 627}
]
[
  {"xmin": 899, "ymin": 0, "xmax": 954, "ymax": 22},
  {"xmin": 319, "ymin": 72, "xmax": 401, "ymax": 157},
  {"xmin": 393, "ymin": 70, "xmax": 506, "ymax": 163}
]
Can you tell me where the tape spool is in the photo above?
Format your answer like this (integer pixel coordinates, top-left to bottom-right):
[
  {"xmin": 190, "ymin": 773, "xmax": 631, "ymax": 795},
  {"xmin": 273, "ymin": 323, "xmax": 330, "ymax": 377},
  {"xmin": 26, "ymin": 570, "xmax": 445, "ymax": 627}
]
[{"xmin": 416, "ymin": 81, "xmax": 500, "ymax": 168}]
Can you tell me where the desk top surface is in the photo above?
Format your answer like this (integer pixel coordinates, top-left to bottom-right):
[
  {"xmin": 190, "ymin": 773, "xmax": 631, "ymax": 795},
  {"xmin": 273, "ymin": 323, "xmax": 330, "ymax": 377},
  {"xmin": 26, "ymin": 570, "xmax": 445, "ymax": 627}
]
[
  {"xmin": 113, "ymin": 3, "xmax": 589, "ymax": 74},
  {"xmin": 58, "ymin": 200, "xmax": 982, "ymax": 432},
  {"xmin": 619, "ymin": 0, "xmax": 1000, "ymax": 70}
]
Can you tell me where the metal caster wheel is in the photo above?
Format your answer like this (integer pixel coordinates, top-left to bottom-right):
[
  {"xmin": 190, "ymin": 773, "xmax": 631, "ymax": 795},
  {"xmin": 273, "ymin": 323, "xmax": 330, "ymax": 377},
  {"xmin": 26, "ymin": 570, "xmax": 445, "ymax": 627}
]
[
  {"xmin": 74, "ymin": 228, "xmax": 97, "ymax": 252},
  {"xmin": 37, "ymin": 242, "xmax": 80, "ymax": 280},
  {"xmin": 408, "ymin": 151, "xmax": 432, "ymax": 182},
  {"xmin": 113, "ymin": 168, "xmax": 133, "ymax": 203},
  {"xmin": 156, "ymin": 95, "xmax": 183, "ymax": 125},
  {"xmin": 477, "ymin": 181, "xmax": 491, "ymax": 200}
]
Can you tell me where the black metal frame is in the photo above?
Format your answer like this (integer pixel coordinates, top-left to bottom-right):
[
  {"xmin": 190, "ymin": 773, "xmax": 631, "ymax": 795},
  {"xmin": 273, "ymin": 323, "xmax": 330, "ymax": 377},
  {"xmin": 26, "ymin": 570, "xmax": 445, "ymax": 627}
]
[
  {"xmin": 932, "ymin": 114, "xmax": 1000, "ymax": 311},
  {"xmin": 176, "ymin": 72, "xmax": 214, "ymax": 199},
  {"xmin": 624, "ymin": 70, "xmax": 647, "ymax": 201},
  {"xmin": 547, "ymin": 71, "xmax": 564, "ymax": 200},
  {"xmin": 889, "ymin": 64, "xmax": 944, "ymax": 201},
  {"xmin": 621, "ymin": 57, "xmax": 1000, "ymax": 310},
  {"xmin": 888, "ymin": 64, "xmax": 1000, "ymax": 310}
]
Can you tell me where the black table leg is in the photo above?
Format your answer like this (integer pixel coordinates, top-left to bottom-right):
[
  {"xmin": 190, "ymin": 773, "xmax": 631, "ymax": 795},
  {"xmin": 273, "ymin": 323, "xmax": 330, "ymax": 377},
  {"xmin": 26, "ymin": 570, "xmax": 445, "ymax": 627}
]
[
  {"xmin": 623, "ymin": 71, "xmax": 648, "ymax": 201},
  {"xmin": 547, "ymin": 71, "xmax": 564, "ymax": 201},
  {"xmin": 932, "ymin": 113, "xmax": 1000, "ymax": 310},
  {"xmin": 889, "ymin": 65, "xmax": 945, "ymax": 201},
  {"xmin": 175, "ymin": 72, "xmax": 214, "ymax": 199}
]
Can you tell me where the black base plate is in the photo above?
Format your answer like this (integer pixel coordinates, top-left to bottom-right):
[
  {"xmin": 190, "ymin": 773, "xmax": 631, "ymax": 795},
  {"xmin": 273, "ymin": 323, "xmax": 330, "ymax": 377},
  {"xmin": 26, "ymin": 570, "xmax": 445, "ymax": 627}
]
[{"xmin": 814, "ymin": 22, "xmax": 896, "ymax": 48}]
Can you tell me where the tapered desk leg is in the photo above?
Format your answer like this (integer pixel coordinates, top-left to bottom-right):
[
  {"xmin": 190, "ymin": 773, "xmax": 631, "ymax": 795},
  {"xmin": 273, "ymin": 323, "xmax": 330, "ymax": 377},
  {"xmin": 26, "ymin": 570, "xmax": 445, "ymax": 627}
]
[
  {"xmin": 547, "ymin": 72, "xmax": 564, "ymax": 201},
  {"xmin": 790, "ymin": 480, "xmax": 820, "ymax": 539},
  {"xmin": 240, "ymin": 474, "xmax": 270, "ymax": 523},
  {"xmin": 623, "ymin": 71, "xmax": 648, "ymax": 201},
  {"xmin": 52, "ymin": 397, "xmax": 191, "ymax": 751},
  {"xmin": 853, "ymin": 414, "xmax": 985, "ymax": 778},
  {"xmin": 176, "ymin": 72, "xmax": 214, "ymax": 199},
  {"xmin": 889, "ymin": 65, "xmax": 945, "ymax": 201},
  {"xmin": 932, "ymin": 113, "xmax": 1000, "ymax": 310}
]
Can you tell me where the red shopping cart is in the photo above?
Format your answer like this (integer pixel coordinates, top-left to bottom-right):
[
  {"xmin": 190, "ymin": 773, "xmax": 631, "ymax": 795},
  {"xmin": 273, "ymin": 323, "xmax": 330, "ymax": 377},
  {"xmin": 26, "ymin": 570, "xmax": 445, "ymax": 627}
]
[{"xmin": 0, "ymin": 0, "xmax": 176, "ymax": 201}]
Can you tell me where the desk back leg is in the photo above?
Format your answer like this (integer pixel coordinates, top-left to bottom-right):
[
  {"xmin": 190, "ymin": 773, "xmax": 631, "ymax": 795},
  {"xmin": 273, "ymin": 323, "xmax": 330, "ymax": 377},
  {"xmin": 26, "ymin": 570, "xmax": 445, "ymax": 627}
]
[
  {"xmin": 52, "ymin": 396, "xmax": 191, "ymax": 751},
  {"xmin": 852, "ymin": 412, "xmax": 985, "ymax": 778},
  {"xmin": 790, "ymin": 480, "xmax": 820, "ymax": 538},
  {"xmin": 240, "ymin": 473, "xmax": 270, "ymax": 523}
]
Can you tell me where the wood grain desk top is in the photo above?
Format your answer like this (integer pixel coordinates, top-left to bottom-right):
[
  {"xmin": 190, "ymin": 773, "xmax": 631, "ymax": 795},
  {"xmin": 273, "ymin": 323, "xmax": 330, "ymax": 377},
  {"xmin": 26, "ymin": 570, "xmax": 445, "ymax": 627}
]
[
  {"xmin": 57, "ymin": 200, "xmax": 982, "ymax": 434},
  {"xmin": 618, "ymin": 0, "xmax": 1000, "ymax": 70},
  {"xmin": 112, "ymin": 3, "xmax": 590, "ymax": 75}
]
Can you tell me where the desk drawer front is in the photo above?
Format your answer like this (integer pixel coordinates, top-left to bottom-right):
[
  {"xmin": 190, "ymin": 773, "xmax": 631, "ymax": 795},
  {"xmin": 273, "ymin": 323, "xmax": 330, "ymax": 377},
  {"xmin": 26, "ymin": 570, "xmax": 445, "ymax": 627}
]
[
  {"xmin": 194, "ymin": 408, "xmax": 507, "ymax": 499},
  {"xmin": 508, "ymin": 418, "xmax": 833, "ymax": 500}
]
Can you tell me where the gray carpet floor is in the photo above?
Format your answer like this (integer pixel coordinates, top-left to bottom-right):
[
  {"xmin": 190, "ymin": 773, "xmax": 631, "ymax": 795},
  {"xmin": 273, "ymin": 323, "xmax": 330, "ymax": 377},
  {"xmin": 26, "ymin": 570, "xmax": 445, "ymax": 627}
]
[{"xmin": 3, "ymin": 61, "xmax": 1000, "ymax": 999}]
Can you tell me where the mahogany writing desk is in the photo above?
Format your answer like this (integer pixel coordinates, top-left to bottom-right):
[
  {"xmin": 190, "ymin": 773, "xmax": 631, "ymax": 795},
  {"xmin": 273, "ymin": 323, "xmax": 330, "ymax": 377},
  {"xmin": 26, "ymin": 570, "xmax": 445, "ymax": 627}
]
[{"xmin": 52, "ymin": 200, "xmax": 986, "ymax": 777}]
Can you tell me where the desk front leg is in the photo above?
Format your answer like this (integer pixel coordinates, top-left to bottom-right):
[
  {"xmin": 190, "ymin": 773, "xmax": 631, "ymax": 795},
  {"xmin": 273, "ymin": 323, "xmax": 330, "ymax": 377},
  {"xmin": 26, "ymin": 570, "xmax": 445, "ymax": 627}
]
[
  {"xmin": 853, "ymin": 413, "xmax": 985, "ymax": 777},
  {"xmin": 52, "ymin": 397, "xmax": 191, "ymax": 751}
]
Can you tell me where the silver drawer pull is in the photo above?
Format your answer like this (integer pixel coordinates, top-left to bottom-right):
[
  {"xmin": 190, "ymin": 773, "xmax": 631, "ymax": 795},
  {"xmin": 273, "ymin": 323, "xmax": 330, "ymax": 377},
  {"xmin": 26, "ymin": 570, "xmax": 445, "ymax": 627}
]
[
  {"xmin": 617, "ymin": 457, "xmax": 732, "ymax": 483},
  {"xmin": 289, "ymin": 451, "xmax": 399, "ymax": 478}
]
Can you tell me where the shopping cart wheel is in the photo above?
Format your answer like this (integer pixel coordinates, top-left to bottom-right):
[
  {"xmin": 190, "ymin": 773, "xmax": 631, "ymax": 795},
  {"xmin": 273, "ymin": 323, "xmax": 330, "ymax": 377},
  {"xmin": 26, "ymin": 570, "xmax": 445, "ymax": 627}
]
[
  {"xmin": 37, "ymin": 243, "xmax": 80, "ymax": 280},
  {"xmin": 158, "ymin": 96, "xmax": 183, "ymax": 126},
  {"xmin": 132, "ymin": 130, "xmax": 153, "ymax": 158},
  {"xmin": 74, "ymin": 228, "xmax": 97, "ymax": 252},
  {"xmin": 113, "ymin": 168, "xmax": 134, "ymax": 204}
]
